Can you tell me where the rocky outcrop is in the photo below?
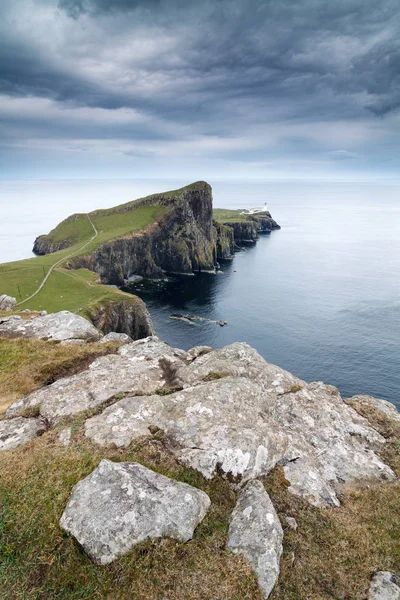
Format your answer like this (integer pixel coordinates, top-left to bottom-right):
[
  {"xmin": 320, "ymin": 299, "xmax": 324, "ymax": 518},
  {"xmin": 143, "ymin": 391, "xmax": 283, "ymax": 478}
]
[
  {"xmin": 346, "ymin": 394, "xmax": 400, "ymax": 424},
  {"xmin": 8, "ymin": 337, "xmax": 396, "ymax": 509},
  {"xmin": 226, "ymin": 481, "xmax": 283, "ymax": 599},
  {"xmin": 0, "ymin": 294, "xmax": 17, "ymax": 311},
  {"xmin": 89, "ymin": 298, "xmax": 155, "ymax": 340},
  {"xmin": 0, "ymin": 417, "xmax": 46, "ymax": 451},
  {"xmin": 215, "ymin": 212, "xmax": 281, "ymax": 247},
  {"xmin": 33, "ymin": 214, "xmax": 90, "ymax": 255},
  {"xmin": 369, "ymin": 571, "xmax": 400, "ymax": 600},
  {"xmin": 66, "ymin": 182, "xmax": 217, "ymax": 284},
  {"xmin": 0, "ymin": 310, "xmax": 101, "ymax": 342},
  {"xmin": 60, "ymin": 459, "xmax": 211, "ymax": 564}
]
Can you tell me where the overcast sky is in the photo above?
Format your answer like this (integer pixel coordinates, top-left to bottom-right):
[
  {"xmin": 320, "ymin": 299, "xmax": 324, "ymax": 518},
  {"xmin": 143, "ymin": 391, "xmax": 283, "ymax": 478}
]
[{"xmin": 1, "ymin": 0, "xmax": 399, "ymax": 180}]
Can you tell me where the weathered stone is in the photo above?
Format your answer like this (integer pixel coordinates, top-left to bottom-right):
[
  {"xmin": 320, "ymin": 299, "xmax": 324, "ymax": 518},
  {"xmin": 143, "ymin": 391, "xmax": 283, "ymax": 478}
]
[
  {"xmin": 346, "ymin": 394, "xmax": 400, "ymax": 425},
  {"xmin": 227, "ymin": 480, "xmax": 283, "ymax": 599},
  {"xmin": 284, "ymin": 516, "xmax": 298, "ymax": 531},
  {"xmin": 58, "ymin": 427, "xmax": 72, "ymax": 447},
  {"xmin": 6, "ymin": 354, "xmax": 165, "ymax": 423},
  {"xmin": 85, "ymin": 377, "xmax": 288, "ymax": 481},
  {"xmin": 0, "ymin": 417, "xmax": 45, "ymax": 451},
  {"xmin": 0, "ymin": 294, "xmax": 17, "ymax": 311},
  {"xmin": 7, "ymin": 337, "xmax": 182, "ymax": 423},
  {"xmin": 0, "ymin": 310, "xmax": 101, "ymax": 342},
  {"xmin": 89, "ymin": 298, "xmax": 155, "ymax": 340},
  {"xmin": 100, "ymin": 331, "xmax": 133, "ymax": 344},
  {"xmin": 60, "ymin": 459, "xmax": 211, "ymax": 564},
  {"xmin": 369, "ymin": 571, "xmax": 400, "ymax": 600}
]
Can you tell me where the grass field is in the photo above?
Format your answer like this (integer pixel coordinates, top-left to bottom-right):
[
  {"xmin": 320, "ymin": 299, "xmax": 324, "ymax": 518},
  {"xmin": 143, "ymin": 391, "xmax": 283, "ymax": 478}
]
[{"xmin": 213, "ymin": 208, "xmax": 249, "ymax": 223}]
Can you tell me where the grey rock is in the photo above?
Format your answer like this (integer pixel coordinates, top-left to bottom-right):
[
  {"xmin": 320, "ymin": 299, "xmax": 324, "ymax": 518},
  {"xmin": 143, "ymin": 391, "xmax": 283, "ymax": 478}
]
[
  {"xmin": 60, "ymin": 459, "xmax": 211, "ymax": 564},
  {"xmin": 58, "ymin": 427, "xmax": 72, "ymax": 447},
  {"xmin": 100, "ymin": 332, "xmax": 133, "ymax": 344},
  {"xmin": 0, "ymin": 310, "xmax": 101, "ymax": 342},
  {"xmin": 284, "ymin": 516, "xmax": 298, "ymax": 531},
  {"xmin": 369, "ymin": 571, "xmax": 400, "ymax": 600},
  {"xmin": 346, "ymin": 394, "xmax": 400, "ymax": 424},
  {"xmin": 85, "ymin": 377, "xmax": 288, "ymax": 481},
  {"xmin": 0, "ymin": 417, "xmax": 45, "ymax": 451},
  {"xmin": 7, "ymin": 337, "xmax": 180, "ymax": 423},
  {"xmin": 40, "ymin": 310, "xmax": 48, "ymax": 316},
  {"xmin": 0, "ymin": 294, "xmax": 17, "ymax": 311},
  {"xmin": 227, "ymin": 480, "xmax": 283, "ymax": 599}
]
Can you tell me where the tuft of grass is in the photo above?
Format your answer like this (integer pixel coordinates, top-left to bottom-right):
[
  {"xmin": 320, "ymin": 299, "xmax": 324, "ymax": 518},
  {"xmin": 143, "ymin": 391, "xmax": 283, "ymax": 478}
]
[
  {"xmin": 0, "ymin": 338, "xmax": 120, "ymax": 413},
  {"xmin": 202, "ymin": 371, "xmax": 229, "ymax": 382}
]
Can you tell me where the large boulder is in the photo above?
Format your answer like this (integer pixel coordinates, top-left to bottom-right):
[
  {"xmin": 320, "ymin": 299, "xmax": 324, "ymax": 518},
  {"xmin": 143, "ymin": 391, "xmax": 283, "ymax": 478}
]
[
  {"xmin": 0, "ymin": 294, "xmax": 17, "ymax": 311},
  {"xmin": 0, "ymin": 417, "xmax": 45, "ymax": 451},
  {"xmin": 60, "ymin": 460, "xmax": 211, "ymax": 564},
  {"xmin": 226, "ymin": 480, "xmax": 283, "ymax": 599},
  {"xmin": 369, "ymin": 571, "xmax": 400, "ymax": 600},
  {"xmin": 346, "ymin": 394, "xmax": 400, "ymax": 425},
  {"xmin": 0, "ymin": 310, "xmax": 101, "ymax": 342},
  {"xmin": 100, "ymin": 331, "xmax": 133, "ymax": 344}
]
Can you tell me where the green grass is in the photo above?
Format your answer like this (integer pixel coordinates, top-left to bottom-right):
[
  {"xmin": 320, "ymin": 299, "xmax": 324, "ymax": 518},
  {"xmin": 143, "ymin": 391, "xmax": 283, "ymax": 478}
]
[
  {"xmin": 41, "ymin": 215, "xmax": 94, "ymax": 246},
  {"xmin": 213, "ymin": 208, "xmax": 248, "ymax": 223}
]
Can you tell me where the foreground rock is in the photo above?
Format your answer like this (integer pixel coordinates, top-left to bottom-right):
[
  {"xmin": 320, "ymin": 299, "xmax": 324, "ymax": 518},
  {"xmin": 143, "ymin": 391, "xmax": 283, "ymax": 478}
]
[
  {"xmin": 0, "ymin": 294, "xmax": 17, "ymax": 311},
  {"xmin": 6, "ymin": 337, "xmax": 182, "ymax": 422},
  {"xmin": 60, "ymin": 459, "xmax": 211, "ymax": 564},
  {"xmin": 226, "ymin": 481, "xmax": 283, "ymax": 599},
  {"xmin": 0, "ymin": 310, "xmax": 101, "ymax": 342},
  {"xmin": 369, "ymin": 571, "xmax": 400, "ymax": 600},
  {"xmin": 0, "ymin": 417, "xmax": 45, "ymax": 451},
  {"xmin": 6, "ymin": 338, "xmax": 397, "ymax": 508}
]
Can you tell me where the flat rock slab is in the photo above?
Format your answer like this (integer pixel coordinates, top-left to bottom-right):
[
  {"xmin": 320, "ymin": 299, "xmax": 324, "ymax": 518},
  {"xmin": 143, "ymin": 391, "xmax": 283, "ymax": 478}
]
[
  {"xmin": 227, "ymin": 480, "xmax": 283, "ymax": 599},
  {"xmin": 7, "ymin": 354, "xmax": 165, "ymax": 423},
  {"xmin": 60, "ymin": 459, "xmax": 211, "ymax": 564},
  {"xmin": 369, "ymin": 571, "xmax": 400, "ymax": 600},
  {"xmin": 0, "ymin": 310, "xmax": 101, "ymax": 342},
  {"xmin": 85, "ymin": 377, "xmax": 288, "ymax": 482},
  {"xmin": 0, "ymin": 417, "xmax": 45, "ymax": 451}
]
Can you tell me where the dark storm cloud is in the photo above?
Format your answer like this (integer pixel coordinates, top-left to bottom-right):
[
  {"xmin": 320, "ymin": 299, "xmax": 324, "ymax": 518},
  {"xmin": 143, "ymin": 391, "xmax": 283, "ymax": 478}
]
[{"xmin": 0, "ymin": 0, "xmax": 399, "ymax": 177}]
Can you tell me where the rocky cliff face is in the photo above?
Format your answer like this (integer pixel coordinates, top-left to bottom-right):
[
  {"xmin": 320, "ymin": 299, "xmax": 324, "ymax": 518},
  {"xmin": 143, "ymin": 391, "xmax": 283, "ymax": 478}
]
[
  {"xmin": 68, "ymin": 182, "xmax": 217, "ymax": 284},
  {"xmin": 222, "ymin": 213, "xmax": 281, "ymax": 245},
  {"xmin": 214, "ymin": 222, "xmax": 235, "ymax": 259},
  {"xmin": 88, "ymin": 298, "xmax": 155, "ymax": 339}
]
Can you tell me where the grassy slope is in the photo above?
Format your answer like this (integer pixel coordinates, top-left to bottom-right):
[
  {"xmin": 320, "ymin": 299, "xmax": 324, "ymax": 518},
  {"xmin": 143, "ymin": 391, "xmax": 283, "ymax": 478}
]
[
  {"xmin": 0, "ymin": 337, "xmax": 399, "ymax": 600},
  {"xmin": 212, "ymin": 208, "xmax": 248, "ymax": 223},
  {"xmin": 0, "ymin": 202, "xmax": 167, "ymax": 313}
]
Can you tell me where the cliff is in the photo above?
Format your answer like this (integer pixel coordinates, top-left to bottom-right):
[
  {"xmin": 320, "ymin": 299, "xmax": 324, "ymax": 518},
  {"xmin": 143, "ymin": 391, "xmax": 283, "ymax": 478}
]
[{"xmin": 88, "ymin": 298, "xmax": 155, "ymax": 339}]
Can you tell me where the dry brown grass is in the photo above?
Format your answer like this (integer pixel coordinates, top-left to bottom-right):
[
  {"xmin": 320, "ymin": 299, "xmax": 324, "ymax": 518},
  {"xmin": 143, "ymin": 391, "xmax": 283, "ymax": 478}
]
[{"xmin": 0, "ymin": 338, "xmax": 120, "ymax": 413}]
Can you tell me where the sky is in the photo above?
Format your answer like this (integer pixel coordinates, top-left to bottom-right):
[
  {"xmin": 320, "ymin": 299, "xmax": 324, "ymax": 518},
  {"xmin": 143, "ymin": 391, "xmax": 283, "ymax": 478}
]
[{"xmin": 0, "ymin": 0, "xmax": 399, "ymax": 181}]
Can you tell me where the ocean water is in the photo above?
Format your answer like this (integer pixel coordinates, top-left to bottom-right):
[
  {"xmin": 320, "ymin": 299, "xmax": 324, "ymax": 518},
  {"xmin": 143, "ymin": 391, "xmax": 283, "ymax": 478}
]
[{"xmin": 1, "ymin": 179, "xmax": 400, "ymax": 406}]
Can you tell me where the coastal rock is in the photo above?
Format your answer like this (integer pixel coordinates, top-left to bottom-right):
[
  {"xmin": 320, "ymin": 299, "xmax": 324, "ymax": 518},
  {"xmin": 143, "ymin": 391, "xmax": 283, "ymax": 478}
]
[
  {"xmin": 84, "ymin": 377, "xmax": 288, "ymax": 480},
  {"xmin": 226, "ymin": 480, "xmax": 283, "ymax": 599},
  {"xmin": 6, "ymin": 337, "xmax": 182, "ymax": 422},
  {"xmin": 0, "ymin": 417, "xmax": 45, "ymax": 451},
  {"xmin": 215, "ymin": 222, "xmax": 235, "ymax": 260},
  {"xmin": 60, "ymin": 459, "xmax": 211, "ymax": 564},
  {"xmin": 58, "ymin": 427, "xmax": 72, "ymax": 447},
  {"xmin": 345, "ymin": 394, "xmax": 400, "ymax": 425},
  {"xmin": 0, "ymin": 310, "xmax": 101, "ymax": 342},
  {"xmin": 0, "ymin": 294, "xmax": 17, "ymax": 311},
  {"xmin": 369, "ymin": 571, "xmax": 400, "ymax": 600},
  {"xmin": 100, "ymin": 331, "xmax": 133, "ymax": 344},
  {"xmin": 89, "ymin": 298, "xmax": 155, "ymax": 340}
]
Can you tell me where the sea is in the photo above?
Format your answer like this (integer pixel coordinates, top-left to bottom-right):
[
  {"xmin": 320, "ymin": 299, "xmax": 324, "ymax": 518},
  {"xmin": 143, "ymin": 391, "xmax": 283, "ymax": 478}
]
[{"xmin": 1, "ymin": 179, "xmax": 400, "ymax": 407}]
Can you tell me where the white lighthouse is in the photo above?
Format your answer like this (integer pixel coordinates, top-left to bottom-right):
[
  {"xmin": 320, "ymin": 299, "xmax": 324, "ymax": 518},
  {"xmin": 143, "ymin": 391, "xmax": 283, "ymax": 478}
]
[{"xmin": 241, "ymin": 202, "xmax": 269, "ymax": 215}]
